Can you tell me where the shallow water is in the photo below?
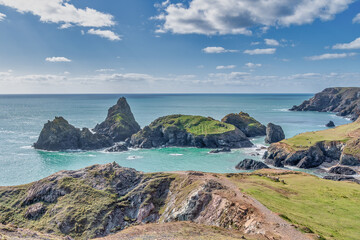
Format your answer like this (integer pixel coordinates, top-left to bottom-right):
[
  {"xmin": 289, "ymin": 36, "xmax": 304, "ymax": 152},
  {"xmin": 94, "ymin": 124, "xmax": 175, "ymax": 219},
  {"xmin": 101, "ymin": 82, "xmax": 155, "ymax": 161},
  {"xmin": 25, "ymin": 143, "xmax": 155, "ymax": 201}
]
[{"xmin": 0, "ymin": 94, "xmax": 350, "ymax": 186}]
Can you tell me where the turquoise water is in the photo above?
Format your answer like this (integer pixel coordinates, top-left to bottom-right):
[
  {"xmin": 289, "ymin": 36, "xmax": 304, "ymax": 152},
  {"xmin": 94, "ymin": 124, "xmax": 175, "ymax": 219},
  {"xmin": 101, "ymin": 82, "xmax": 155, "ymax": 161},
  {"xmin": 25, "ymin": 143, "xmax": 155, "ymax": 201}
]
[{"xmin": 0, "ymin": 94, "xmax": 351, "ymax": 186}]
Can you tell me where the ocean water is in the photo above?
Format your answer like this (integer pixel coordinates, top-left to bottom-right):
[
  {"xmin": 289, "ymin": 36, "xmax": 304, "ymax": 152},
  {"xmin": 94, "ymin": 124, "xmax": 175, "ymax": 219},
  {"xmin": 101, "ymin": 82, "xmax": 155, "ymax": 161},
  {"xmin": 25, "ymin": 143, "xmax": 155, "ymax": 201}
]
[{"xmin": 0, "ymin": 94, "xmax": 351, "ymax": 186}]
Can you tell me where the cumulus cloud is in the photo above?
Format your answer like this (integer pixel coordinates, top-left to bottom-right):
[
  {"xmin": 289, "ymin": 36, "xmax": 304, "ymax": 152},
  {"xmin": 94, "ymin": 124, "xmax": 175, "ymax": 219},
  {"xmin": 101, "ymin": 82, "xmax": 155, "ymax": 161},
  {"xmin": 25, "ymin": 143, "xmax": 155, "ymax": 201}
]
[
  {"xmin": 245, "ymin": 62, "xmax": 262, "ymax": 68},
  {"xmin": 0, "ymin": 12, "xmax": 5, "ymax": 21},
  {"xmin": 244, "ymin": 48, "xmax": 276, "ymax": 55},
  {"xmin": 332, "ymin": 37, "xmax": 360, "ymax": 49},
  {"xmin": 88, "ymin": 29, "xmax": 121, "ymax": 41},
  {"xmin": 306, "ymin": 53, "xmax": 356, "ymax": 60},
  {"xmin": 202, "ymin": 47, "xmax": 238, "ymax": 54},
  {"xmin": 45, "ymin": 57, "xmax": 72, "ymax": 62},
  {"xmin": 216, "ymin": 65, "xmax": 236, "ymax": 70},
  {"xmin": 353, "ymin": 13, "xmax": 360, "ymax": 23},
  {"xmin": 154, "ymin": 0, "xmax": 353, "ymax": 35},
  {"xmin": 0, "ymin": 0, "xmax": 115, "ymax": 28},
  {"xmin": 265, "ymin": 39, "xmax": 279, "ymax": 46},
  {"xmin": 96, "ymin": 69, "xmax": 115, "ymax": 72}
]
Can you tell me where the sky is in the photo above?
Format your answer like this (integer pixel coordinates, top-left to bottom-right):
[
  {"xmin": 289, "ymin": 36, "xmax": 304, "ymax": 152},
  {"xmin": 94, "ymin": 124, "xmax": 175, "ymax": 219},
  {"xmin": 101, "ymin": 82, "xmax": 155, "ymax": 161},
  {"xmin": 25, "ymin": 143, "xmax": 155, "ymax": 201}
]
[{"xmin": 0, "ymin": 0, "xmax": 360, "ymax": 94}]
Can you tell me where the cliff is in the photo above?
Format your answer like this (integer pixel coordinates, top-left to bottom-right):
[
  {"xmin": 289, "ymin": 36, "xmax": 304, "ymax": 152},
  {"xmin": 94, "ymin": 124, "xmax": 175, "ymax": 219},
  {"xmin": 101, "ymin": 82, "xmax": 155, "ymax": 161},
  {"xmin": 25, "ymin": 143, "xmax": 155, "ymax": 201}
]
[
  {"xmin": 221, "ymin": 112, "xmax": 266, "ymax": 137},
  {"xmin": 290, "ymin": 87, "xmax": 360, "ymax": 120}
]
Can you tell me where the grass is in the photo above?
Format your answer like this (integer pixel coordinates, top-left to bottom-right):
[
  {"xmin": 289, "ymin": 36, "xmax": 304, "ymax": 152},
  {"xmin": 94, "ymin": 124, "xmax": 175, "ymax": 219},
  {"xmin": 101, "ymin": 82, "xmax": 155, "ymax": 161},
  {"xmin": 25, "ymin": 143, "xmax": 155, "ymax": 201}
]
[
  {"xmin": 150, "ymin": 115, "xmax": 235, "ymax": 136},
  {"xmin": 228, "ymin": 170, "xmax": 360, "ymax": 240}
]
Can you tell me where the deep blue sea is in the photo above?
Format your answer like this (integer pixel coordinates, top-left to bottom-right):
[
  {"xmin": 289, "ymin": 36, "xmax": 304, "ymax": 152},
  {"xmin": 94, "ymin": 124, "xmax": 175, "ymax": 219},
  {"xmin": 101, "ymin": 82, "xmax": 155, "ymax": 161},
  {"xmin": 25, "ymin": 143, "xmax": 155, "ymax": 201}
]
[{"xmin": 0, "ymin": 94, "xmax": 351, "ymax": 186}]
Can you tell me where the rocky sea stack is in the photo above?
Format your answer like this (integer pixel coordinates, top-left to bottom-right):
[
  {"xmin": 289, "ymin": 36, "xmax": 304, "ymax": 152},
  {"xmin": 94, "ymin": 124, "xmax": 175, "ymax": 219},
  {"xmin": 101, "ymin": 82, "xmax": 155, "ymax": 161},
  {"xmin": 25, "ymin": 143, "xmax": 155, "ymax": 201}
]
[
  {"xmin": 290, "ymin": 87, "xmax": 360, "ymax": 121},
  {"xmin": 34, "ymin": 117, "xmax": 113, "ymax": 151},
  {"xmin": 94, "ymin": 97, "xmax": 141, "ymax": 142},
  {"xmin": 130, "ymin": 114, "xmax": 253, "ymax": 148},
  {"xmin": 265, "ymin": 123, "xmax": 285, "ymax": 144},
  {"xmin": 235, "ymin": 159, "xmax": 269, "ymax": 170},
  {"xmin": 221, "ymin": 112, "xmax": 266, "ymax": 137}
]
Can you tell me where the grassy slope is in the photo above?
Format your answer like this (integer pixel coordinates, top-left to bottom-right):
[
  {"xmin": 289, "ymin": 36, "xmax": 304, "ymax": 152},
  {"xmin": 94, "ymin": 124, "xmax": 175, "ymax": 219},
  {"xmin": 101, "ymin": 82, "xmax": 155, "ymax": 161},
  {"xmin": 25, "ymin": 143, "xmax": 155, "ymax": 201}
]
[
  {"xmin": 227, "ymin": 170, "xmax": 360, "ymax": 240},
  {"xmin": 151, "ymin": 115, "xmax": 235, "ymax": 136},
  {"xmin": 281, "ymin": 120, "xmax": 360, "ymax": 150}
]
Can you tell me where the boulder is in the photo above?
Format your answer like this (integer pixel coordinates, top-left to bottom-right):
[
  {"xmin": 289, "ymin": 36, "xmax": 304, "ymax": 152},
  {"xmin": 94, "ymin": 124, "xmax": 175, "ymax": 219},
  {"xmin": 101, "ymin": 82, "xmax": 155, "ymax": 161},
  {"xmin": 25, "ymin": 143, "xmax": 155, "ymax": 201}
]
[
  {"xmin": 221, "ymin": 112, "xmax": 266, "ymax": 137},
  {"xmin": 235, "ymin": 159, "xmax": 269, "ymax": 170},
  {"xmin": 94, "ymin": 97, "xmax": 141, "ymax": 142},
  {"xmin": 265, "ymin": 123, "xmax": 285, "ymax": 144},
  {"xmin": 106, "ymin": 143, "xmax": 129, "ymax": 152},
  {"xmin": 340, "ymin": 154, "xmax": 360, "ymax": 166},
  {"xmin": 328, "ymin": 166, "xmax": 356, "ymax": 175},
  {"xmin": 326, "ymin": 121, "xmax": 335, "ymax": 127},
  {"xmin": 209, "ymin": 147, "xmax": 231, "ymax": 154}
]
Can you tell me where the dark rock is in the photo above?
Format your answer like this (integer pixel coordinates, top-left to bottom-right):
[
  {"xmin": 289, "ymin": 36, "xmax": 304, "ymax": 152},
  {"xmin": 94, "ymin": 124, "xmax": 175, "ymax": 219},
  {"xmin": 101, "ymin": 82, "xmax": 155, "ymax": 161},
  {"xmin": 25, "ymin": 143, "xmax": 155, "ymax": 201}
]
[
  {"xmin": 328, "ymin": 166, "xmax": 356, "ymax": 175},
  {"xmin": 221, "ymin": 112, "xmax": 266, "ymax": 137},
  {"xmin": 106, "ymin": 143, "xmax": 128, "ymax": 152},
  {"xmin": 265, "ymin": 123, "xmax": 285, "ymax": 144},
  {"xmin": 326, "ymin": 121, "xmax": 335, "ymax": 127},
  {"xmin": 209, "ymin": 147, "xmax": 231, "ymax": 153},
  {"xmin": 323, "ymin": 175, "xmax": 360, "ymax": 184},
  {"xmin": 94, "ymin": 97, "xmax": 141, "ymax": 142},
  {"xmin": 235, "ymin": 159, "xmax": 269, "ymax": 170},
  {"xmin": 24, "ymin": 203, "xmax": 46, "ymax": 219},
  {"xmin": 34, "ymin": 117, "xmax": 113, "ymax": 151},
  {"xmin": 340, "ymin": 154, "xmax": 360, "ymax": 166}
]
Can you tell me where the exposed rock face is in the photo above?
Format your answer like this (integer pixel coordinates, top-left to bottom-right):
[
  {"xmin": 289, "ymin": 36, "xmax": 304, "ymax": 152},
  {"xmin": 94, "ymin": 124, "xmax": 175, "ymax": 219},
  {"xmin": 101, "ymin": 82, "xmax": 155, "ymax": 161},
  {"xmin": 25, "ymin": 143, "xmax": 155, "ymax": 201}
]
[
  {"xmin": 326, "ymin": 121, "xmax": 335, "ymax": 127},
  {"xmin": 323, "ymin": 175, "xmax": 360, "ymax": 184},
  {"xmin": 94, "ymin": 97, "xmax": 141, "ymax": 142},
  {"xmin": 106, "ymin": 143, "xmax": 128, "ymax": 152},
  {"xmin": 328, "ymin": 166, "xmax": 356, "ymax": 175},
  {"xmin": 221, "ymin": 112, "xmax": 266, "ymax": 137},
  {"xmin": 340, "ymin": 153, "xmax": 360, "ymax": 166},
  {"xmin": 290, "ymin": 87, "xmax": 360, "ymax": 121},
  {"xmin": 235, "ymin": 159, "xmax": 269, "ymax": 170},
  {"xmin": 209, "ymin": 147, "xmax": 231, "ymax": 153},
  {"xmin": 130, "ymin": 115, "xmax": 253, "ymax": 149},
  {"xmin": 34, "ymin": 117, "xmax": 113, "ymax": 151},
  {"xmin": 265, "ymin": 123, "xmax": 285, "ymax": 144}
]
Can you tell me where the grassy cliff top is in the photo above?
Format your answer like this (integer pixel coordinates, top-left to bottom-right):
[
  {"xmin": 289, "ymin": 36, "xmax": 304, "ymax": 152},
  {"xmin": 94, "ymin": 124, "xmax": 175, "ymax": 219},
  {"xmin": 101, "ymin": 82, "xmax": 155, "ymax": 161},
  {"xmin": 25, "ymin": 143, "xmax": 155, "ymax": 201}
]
[
  {"xmin": 281, "ymin": 120, "xmax": 360, "ymax": 150},
  {"xmin": 149, "ymin": 114, "xmax": 236, "ymax": 136}
]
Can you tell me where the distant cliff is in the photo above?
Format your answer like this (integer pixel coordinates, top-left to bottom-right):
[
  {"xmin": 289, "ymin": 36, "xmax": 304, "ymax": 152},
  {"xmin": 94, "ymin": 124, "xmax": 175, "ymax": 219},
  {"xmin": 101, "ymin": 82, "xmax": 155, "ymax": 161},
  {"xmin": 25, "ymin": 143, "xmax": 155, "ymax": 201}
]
[{"xmin": 290, "ymin": 87, "xmax": 360, "ymax": 121}]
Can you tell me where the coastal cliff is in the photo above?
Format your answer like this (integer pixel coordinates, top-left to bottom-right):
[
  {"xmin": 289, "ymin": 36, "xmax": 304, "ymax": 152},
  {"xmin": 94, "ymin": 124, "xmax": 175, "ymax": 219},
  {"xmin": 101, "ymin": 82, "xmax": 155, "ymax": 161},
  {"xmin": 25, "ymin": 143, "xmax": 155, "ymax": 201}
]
[{"xmin": 290, "ymin": 87, "xmax": 360, "ymax": 120}]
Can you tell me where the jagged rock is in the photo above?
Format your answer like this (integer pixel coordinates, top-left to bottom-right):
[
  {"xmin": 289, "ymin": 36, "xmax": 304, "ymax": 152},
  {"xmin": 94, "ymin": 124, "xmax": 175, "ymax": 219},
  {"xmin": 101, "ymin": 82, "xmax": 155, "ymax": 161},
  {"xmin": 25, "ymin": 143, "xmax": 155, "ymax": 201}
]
[
  {"xmin": 290, "ymin": 87, "xmax": 360, "ymax": 121},
  {"xmin": 328, "ymin": 166, "xmax": 356, "ymax": 175},
  {"xmin": 235, "ymin": 159, "xmax": 269, "ymax": 170},
  {"xmin": 106, "ymin": 143, "xmax": 129, "ymax": 152},
  {"xmin": 323, "ymin": 175, "xmax": 360, "ymax": 184},
  {"xmin": 94, "ymin": 97, "xmax": 141, "ymax": 142},
  {"xmin": 265, "ymin": 123, "xmax": 285, "ymax": 144},
  {"xmin": 221, "ymin": 112, "xmax": 266, "ymax": 137},
  {"xmin": 326, "ymin": 121, "xmax": 335, "ymax": 127},
  {"xmin": 130, "ymin": 115, "xmax": 253, "ymax": 149},
  {"xmin": 340, "ymin": 153, "xmax": 360, "ymax": 166},
  {"xmin": 209, "ymin": 147, "xmax": 231, "ymax": 153},
  {"xmin": 34, "ymin": 117, "xmax": 113, "ymax": 151}
]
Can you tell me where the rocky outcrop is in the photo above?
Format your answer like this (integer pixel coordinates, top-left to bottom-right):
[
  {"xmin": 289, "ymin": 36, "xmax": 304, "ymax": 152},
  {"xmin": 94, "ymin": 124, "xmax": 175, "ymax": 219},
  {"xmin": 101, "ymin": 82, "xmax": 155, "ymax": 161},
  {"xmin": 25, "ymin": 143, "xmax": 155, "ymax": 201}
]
[
  {"xmin": 235, "ymin": 159, "xmax": 269, "ymax": 170},
  {"xmin": 265, "ymin": 123, "xmax": 285, "ymax": 144},
  {"xmin": 34, "ymin": 117, "xmax": 113, "ymax": 151},
  {"xmin": 326, "ymin": 121, "xmax": 335, "ymax": 127},
  {"xmin": 328, "ymin": 166, "xmax": 356, "ymax": 175},
  {"xmin": 106, "ymin": 143, "xmax": 128, "ymax": 152},
  {"xmin": 209, "ymin": 147, "xmax": 231, "ymax": 153},
  {"xmin": 130, "ymin": 115, "xmax": 253, "ymax": 149},
  {"xmin": 94, "ymin": 97, "xmax": 141, "ymax": 142},
  {"xmin": 290, "ymin": 87, "xmax": 360, "ymax": 121},
  {"xmin": 323, "ymin": 175, "xmax": 360, "ymax": 184},
  {"xmin": 221, "ymin": 112, "xmax": 266, "ymax": 137}
]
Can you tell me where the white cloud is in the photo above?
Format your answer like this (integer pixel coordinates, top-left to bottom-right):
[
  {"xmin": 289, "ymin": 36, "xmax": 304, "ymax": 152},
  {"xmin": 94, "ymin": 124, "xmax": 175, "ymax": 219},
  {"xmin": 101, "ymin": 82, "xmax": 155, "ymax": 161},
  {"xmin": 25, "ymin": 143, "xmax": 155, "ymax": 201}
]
[
  {"xmin": 88, "ymin": 29, "xmax": 121, "ymax": 41},
  {"xmin": 244, "ymin": 48, "xmax": 276, "ymax": 55},
  {"xmin": 265, "ymin": 39, "xmax": 279, "ymax": 46},
  {"xmin": 216, "ymin": 65, "xmax": 236, "ymax": 70},
  {"xmin": 45, "ymin": 57, "xmax": 72, "ymax": 62},
  {"xmin": 96, "ymin": 69, "xmax": 115, "ymax": 72},
  {"xmin": 0, "ymin": 12, "xmax": 5, "ymax": 21},
  {"xmin": 306, "ymin": 53, "xmax": 356, "ymax": 60},
  {"xmin": 0, "ymin": 0, "xmax": 115, "ymax": 28},
  {"xmin": 202, "ymin": 47, "xmax": 238, "ymax": 53},
  {"xmin": 332, "ymin": 37, "xmax": 360, "ymax": 49},
  {"xmin": 251, "ymin": 42, "xmax": 260, "ymax": 46},
  {"xmin": 245, "ymin": 62, "xmax": 262, "ymax": 68},
  {"xmin": 353, "ymin": 13, "xmax": 360, "ymax": 23},
  {"xmin": 154, "ymin": 0, "xmax": 353, "ymax": 35}
]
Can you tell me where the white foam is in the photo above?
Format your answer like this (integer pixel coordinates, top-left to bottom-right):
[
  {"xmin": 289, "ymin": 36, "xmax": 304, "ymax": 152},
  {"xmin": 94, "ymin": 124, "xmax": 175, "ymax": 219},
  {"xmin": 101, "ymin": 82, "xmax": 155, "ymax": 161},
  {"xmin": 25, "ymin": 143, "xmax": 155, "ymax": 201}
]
[
  {"xmin": 127, "ymin": 155, "xmax": 143, "ymax": 160},
  {"xmin": 169, "ymin": 153, "xmax": 183, "ymax": 156},
  {"xmin": 20, "ymin": 145, "xmax": 33, "ymax": 149}
]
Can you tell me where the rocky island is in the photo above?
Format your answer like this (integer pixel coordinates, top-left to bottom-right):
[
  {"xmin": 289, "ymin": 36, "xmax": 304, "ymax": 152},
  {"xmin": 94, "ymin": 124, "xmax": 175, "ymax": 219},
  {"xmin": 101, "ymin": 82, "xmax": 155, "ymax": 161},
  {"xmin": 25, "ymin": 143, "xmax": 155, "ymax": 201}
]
[
  {"xmin": 221, "ymin": 112, "xmax": 266, "ymax": 137},
  {"xmin": 290, "ymin": 87, "xmax": 360, "ymax": 121}
]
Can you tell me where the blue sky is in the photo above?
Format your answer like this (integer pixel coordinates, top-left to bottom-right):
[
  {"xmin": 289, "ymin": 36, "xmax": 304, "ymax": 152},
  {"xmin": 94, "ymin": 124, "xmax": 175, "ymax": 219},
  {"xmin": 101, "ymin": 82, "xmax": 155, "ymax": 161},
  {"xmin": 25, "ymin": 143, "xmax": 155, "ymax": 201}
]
[{"xmin": 0, "ymin": 0, "xmax": 360, "ymax": 93}]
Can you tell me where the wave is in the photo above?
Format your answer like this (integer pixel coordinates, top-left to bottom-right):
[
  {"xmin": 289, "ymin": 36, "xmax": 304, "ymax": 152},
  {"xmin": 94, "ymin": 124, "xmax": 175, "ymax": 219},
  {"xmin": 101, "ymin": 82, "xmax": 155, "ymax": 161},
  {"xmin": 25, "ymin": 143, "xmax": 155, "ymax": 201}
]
[
  {"xmin": 20, "ymin": 145, "xmax": 33, "ymax": 149},
  {"xmin": 273, "ymin": 108, "xmax": 289, "ymax": 112},
  {"xmin": 169, "ymin": 153, "xmax": 183, "ymax": 156},
  {"xmin": 127, "ymin": 155, "xmax": 143, "ymax": 160}
]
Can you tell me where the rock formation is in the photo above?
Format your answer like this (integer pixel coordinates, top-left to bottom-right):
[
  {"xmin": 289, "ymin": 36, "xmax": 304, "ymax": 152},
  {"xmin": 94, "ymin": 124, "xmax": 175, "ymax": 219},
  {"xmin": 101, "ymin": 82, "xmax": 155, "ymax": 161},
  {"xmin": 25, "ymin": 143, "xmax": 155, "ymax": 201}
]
[
  {"xmin": 290, "ymin": 87, "xmax": 360, "ymax": 121},
  {"xmin": 235, "ymin": 159, "xmax": 269, "ymax": 170},
  {"xmin": 94, "ymin": 97, "xmax": 141, "ymax": 142},
  {"xmin": 34, "ymin": 117, "xmax": 113, "ymax": 151},
  {"xmin": 265, "ymin": 123, "xmax": 285, "ymax": 144},
  {"xmin": 326, "ymin": 121, "xmax": 335, "ymax": 127},
  {"xmin": 209, "ymin": 147, "xmax": 231, "ymax": 153},
  {"xmin": 328, "ymin": 166, "xmax": 356, "ymax": 175},
  {"xmin": 130, "ymin": 115, "xmax": 253, "ymax": 149},
  {"xmin": 221, "ymin": 112, "xmax": 266, "ymax": 137}
]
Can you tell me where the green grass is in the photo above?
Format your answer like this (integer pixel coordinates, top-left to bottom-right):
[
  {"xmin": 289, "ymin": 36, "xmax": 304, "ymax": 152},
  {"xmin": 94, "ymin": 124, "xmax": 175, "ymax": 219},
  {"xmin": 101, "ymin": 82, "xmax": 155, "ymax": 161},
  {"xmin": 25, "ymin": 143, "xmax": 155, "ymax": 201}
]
[
  {"xmin": 228, "ymin": 170, "xmax": 360, "ymax": 240},
  {"xmin": 150, "ymin": 115, "xmax": 235, "ymax": 136}
]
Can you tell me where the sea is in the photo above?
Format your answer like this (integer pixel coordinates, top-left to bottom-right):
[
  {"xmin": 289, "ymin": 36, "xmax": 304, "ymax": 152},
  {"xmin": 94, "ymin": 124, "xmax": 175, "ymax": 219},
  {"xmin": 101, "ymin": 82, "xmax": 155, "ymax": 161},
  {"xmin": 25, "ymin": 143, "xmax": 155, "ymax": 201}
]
[{"xmin": 0, "ymin": 94, "xmax": 351, "ymax": 186}]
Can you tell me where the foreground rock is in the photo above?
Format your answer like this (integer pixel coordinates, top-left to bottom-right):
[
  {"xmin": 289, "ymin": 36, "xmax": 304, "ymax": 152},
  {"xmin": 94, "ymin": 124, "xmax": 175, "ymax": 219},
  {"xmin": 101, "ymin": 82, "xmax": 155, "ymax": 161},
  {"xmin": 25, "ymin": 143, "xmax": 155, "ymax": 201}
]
[
  {"xmin": 34, "ymin": 117, "xmax": 113, "ymax": 151},
  {"xmin": 221, "ymin": 112, "xmax": 266, "ymax": 137},
  {"xmin": 265, "ymin": 123, "xmax": 285, "ymax": 144},
  {"xmin": 328, "ymin": 166, "xmax": 356, "ymax": 175},
  {"xmin": 94, "ymin": 97, "xmax": 141, "ymax": 142},
  {"xmin": 323, "ymin": 175, "xmax": 360, "ymax": 184},
  {"xmin": 290, "ymin": 87, "xmax": 360, "ymax": 121},
  {"xmin": 326, "ymin": 121, "xmax": 335, "ymax": 127},
  {"xmin": 235, "ymin": 159, "xmax": 269, "ymax": 170},
  {"xmin": 209, "ymin": 147, "xmax": 231, "ymax": 153},
  {"xmin": 130, "ymin": 115, "xmax": 253, "ymax": 149}
]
